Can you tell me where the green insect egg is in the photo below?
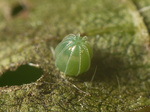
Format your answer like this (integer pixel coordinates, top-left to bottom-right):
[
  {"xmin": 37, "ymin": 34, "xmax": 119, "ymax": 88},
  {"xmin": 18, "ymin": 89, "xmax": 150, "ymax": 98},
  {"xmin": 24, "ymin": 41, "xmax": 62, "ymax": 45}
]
[{"xmin": 55, "ymin": 34, "xmax": 93, "ymax": 76}]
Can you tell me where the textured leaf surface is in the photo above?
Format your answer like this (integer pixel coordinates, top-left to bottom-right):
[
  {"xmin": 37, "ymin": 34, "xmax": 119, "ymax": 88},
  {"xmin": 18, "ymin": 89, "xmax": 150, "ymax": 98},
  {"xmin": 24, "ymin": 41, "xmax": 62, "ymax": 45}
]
[
  {"xmin": 0, "ymin": 0, "xmax": 150, "ymax": 111},
  {"xmin": 133, "ymin": 0, "xmax": 150, "ymax": 32}
]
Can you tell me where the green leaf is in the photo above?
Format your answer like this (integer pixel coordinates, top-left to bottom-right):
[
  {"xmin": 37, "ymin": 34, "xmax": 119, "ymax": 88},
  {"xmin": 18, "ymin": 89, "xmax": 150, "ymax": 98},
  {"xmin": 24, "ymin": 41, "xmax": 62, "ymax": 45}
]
[{"xmin": 0, "ymin": 0, "xmax": 150, "ymax": 111}]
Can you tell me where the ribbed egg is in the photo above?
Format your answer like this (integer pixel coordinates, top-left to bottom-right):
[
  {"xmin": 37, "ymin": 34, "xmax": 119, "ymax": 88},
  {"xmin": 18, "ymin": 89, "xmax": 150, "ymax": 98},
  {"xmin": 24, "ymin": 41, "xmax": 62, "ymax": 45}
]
[{"xmin": 55, "ymin": 34, "xmax": 93, "ymax": 76}]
